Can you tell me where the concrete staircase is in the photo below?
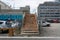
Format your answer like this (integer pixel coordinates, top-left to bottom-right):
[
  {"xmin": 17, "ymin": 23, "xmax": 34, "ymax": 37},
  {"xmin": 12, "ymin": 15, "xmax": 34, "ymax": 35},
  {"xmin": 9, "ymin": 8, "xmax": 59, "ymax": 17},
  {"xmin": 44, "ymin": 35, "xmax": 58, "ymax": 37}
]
[{"xmin": 21, "ymin": 14, "xmax": 39, "ymax": 35}]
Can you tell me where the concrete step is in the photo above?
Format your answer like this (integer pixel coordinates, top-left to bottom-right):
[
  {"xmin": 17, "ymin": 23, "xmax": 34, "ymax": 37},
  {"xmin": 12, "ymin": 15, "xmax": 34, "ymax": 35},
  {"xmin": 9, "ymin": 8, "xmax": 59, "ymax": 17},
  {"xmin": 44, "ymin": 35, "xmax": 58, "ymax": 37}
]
[{"xmin": 21, "ymin": 14, "xmax": 39, "ymax": 35}]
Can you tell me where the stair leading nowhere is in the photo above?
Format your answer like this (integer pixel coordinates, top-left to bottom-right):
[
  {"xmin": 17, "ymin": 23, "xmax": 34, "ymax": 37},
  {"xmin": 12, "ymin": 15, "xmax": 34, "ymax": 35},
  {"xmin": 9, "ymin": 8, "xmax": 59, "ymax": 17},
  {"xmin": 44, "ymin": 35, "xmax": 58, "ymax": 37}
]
[{"xmin": 21, "ymin": 14, "xmax": 39, "ymax": 35}]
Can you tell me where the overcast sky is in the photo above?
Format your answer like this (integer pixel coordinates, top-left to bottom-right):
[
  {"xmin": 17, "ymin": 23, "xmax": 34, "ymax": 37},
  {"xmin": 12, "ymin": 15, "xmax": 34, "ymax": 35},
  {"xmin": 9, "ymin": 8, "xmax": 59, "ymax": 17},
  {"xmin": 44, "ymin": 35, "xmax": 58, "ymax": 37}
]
[{"xmin": 0, "ymin": 0, "xmax": 55, "ymax": 13}]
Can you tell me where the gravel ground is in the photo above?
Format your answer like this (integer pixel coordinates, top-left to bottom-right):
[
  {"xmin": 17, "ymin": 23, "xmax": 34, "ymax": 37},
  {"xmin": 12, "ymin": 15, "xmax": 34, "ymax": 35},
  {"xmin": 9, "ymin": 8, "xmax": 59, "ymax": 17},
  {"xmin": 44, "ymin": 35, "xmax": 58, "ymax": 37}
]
[
  {"xmin": 0, "ymin": 23, "xmax": 60, "ymax": 37},
  {"xmin": 0, "ymin": 38, "xmax": 60, "ymax": 40},
  {"xmin": 40, "ymin": 23, "xmax": 60, "ymax": 37}
]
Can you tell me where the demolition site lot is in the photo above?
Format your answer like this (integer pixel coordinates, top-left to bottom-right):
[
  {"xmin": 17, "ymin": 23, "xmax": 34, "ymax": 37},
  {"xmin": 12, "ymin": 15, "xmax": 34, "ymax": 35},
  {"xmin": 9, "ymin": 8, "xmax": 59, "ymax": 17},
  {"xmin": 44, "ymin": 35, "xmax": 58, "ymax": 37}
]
[
  {"xmin": 40, "ymin": 23, "xmax": 60, "ymax": 37},
  {"xmin": 0, "ymin": 23, "xmax": 60, "ymax": 37}
]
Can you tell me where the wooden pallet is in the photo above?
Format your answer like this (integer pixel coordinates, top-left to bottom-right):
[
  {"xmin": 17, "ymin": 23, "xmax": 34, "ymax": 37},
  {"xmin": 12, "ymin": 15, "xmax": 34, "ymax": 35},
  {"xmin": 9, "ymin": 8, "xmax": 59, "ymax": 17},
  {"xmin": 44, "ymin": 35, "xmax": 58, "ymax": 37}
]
[{"xmin": 0, "ymin": 28, "xmax": 17, "ymax": 36}]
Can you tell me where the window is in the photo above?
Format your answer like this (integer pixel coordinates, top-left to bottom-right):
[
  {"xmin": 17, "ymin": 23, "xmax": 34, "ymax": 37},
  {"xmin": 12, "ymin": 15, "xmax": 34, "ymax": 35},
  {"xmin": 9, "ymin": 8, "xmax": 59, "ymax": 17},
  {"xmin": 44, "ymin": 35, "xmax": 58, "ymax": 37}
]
[
  {"xmin": 42, "ymin": 21, "xmax": 45, "ymax": 23},
  {"xmin": 55, "ymin": 13, "xmax": 60, "ymax": 14}
]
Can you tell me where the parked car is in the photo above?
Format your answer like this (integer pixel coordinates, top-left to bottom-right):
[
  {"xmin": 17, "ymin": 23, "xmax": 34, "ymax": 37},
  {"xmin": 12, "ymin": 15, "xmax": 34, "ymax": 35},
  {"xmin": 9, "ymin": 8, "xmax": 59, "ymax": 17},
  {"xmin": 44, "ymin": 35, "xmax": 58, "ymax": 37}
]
[
  {"xmin": 46, "ymin": 19, "xmax": 53, "ymax": 23},
  {"xmin": 0, "ymin": 21, "xmax": 7, "ymax": 33},
  {"xmin": 0, "ymin": 20, "xmax": 19, "ymax": 33},
  {"xmin": 58, "ymin": 20, "xmax": 60, "ymax": 23},
  {"xmin": 41, "ymin": 21, "xmax": 50, "ymax": 27},
  {"xmin": 52, "ymin": 19, "xmax": 59, "ymax": 23},
  {"xmin": 11, "ymin": 22, "xmax": 19, "ymax": 28},
  {"xmin": 46, "ymin": 19, "xmax": 60, "ymax": 23},
  {"xmin": 0, "ymin": 21, "xmax": 7, "ymax": 28}
]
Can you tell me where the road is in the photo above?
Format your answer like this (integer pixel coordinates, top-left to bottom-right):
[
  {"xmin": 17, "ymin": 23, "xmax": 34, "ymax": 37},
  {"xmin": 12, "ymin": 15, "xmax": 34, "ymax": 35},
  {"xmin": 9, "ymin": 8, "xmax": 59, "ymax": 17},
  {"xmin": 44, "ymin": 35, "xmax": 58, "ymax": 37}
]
[{"xmin": 40, "ymin": 23, "xmax": 60, "ymax": 37}]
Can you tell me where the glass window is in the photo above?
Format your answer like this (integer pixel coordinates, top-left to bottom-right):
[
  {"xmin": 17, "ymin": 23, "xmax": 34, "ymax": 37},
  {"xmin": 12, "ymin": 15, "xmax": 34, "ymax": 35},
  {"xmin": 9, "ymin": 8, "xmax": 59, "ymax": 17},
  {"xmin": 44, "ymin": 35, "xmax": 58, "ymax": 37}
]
[{"xmin": 55, "ymin": 13, "xmax": 60, "ymax": 14}]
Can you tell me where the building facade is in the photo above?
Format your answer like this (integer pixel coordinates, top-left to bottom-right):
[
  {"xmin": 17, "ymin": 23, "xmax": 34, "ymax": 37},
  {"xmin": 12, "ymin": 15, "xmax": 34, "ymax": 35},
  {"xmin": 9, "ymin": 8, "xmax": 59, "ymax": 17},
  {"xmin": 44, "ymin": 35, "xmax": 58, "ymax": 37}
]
[
  {"xmin": 0, "ymin": 1, "xmax": 12, "ymax": 9},
  {"xmin": 20, "ymin": 6, "xmax": 30, "ymax": 13},
  {"xmin": 38, "ymin": 2, "xmax": 60, "ymax": 23},
  {"xmin": 55, "ymin": 0, "xmax": 60, "ymax": 2},
  {"xmin": 0, "ymin": 1, "xmax": 30, "ymax": 13},
  {"xmin": 0, "ymin": 1, "xmax": 25, "ymax": 27}
]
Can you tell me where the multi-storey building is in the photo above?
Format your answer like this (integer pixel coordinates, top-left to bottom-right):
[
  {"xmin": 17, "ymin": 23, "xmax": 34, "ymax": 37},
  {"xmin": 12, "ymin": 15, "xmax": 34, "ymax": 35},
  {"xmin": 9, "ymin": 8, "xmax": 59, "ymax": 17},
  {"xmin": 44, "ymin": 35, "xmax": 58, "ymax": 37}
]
[
  {"xmin": 38, "ymin": 2, "xmax": 60, "ymax": 23},
  {"xmin": 0, "ymin": 1, "xmax": 25, "ymax": 27},
  {"xmin": 0, "ymin": 1, "xmax": 30, "ymax": 13},
  {"xmin": 0, "ymin": 1, "xmax": 31, "ymax": 29},
  {"xmin": 20, "ymin": 6, "xmax": 30, "ymax": 13},
  {"xmin": 55, "ymin": 0, "xmax": 60, "ymax": 2},
  {"xmin": 0, "ymin": 1, "xmax": 12, "ymax": 9}
]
